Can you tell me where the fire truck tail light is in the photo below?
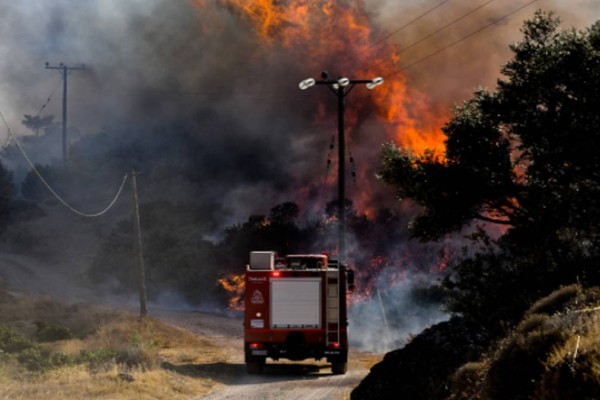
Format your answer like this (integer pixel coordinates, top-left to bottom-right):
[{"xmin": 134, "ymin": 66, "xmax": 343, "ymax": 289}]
[
  {"xmin": 329, "ymin": 342, "xmax": 340, "ymax": 349},
  {"xmin": 271, "ymin": 271, "xmax": 281, "ymax": 277},
  {"xmin": 250, "ymin": 343, "xmax": 265, "ymax": 349}
]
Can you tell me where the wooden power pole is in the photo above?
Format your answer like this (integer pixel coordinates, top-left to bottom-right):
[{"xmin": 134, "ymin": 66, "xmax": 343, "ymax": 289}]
[
  {"xmin": 130, "ymin": 171, "xmax": 148, "ymax": 317},
  {"xmin": 45, "ymin": 62, "xmax": 85, "ymax": 163}
]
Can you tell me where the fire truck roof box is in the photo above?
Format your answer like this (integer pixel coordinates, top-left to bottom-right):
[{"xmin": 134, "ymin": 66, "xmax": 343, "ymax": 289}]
[{"xmin": 249, "ymin": 251, "xmax": 275, "ymax": 270}]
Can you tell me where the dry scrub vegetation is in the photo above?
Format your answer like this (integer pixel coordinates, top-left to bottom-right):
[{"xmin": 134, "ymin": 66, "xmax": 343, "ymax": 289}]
[
  {"xmin": 448, "ymin": 284, "xmax": 600, "ymax": 399},
  {"xmin": 0, "ymin": 280, "xmax": 228, "ymax": 400}
]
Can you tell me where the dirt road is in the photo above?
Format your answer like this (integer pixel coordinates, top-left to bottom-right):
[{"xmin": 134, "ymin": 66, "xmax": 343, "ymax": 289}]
[
  {"xmin": 0, "ymin": 254, "xmax": 376, "ymax": 399},
  {"xmin": 152, "ymin": 308, "xmax": 374, "ymax": 400}
]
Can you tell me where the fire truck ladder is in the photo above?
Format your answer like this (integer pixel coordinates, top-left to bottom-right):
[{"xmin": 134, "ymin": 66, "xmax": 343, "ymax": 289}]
[{"xmin": 325, "ymin": 264, "xmax": 341, "ymax": 346}]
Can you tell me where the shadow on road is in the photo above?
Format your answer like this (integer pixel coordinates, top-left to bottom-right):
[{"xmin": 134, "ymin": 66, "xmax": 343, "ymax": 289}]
[{"xmin": 162, "ymin": 361, "xmax": 331, "ymax": 384}]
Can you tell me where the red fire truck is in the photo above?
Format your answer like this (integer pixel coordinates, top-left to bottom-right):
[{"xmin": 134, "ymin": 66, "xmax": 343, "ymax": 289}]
[{"xmin": 244, "ymin": 251, "xmax": 354, "ymax": 374}]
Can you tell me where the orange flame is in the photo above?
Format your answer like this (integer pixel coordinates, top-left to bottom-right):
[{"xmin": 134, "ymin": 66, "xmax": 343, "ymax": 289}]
[
  {"xmin": 192, "ymin": 1, "xmax": 454, "ymax": 309},
  {"xmin": 193, "ymin": 0, "xmax": 448, "ymax": 155},
  {"xmin": 192, "ymin": 0, "xmax": 448, "ymax": 218},
  {"xmin": 217, "ymin": 273, "xmax": 245, "ymax": 311}
]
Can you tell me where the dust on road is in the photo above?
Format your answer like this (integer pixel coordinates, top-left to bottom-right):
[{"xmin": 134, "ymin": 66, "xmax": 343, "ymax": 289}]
[{"xmin": 152, "ymin": 308, "xmax": 377, "ymax": 400}]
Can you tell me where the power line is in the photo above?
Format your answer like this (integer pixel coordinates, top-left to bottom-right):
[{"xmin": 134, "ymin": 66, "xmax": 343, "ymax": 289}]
[
  {"xmin": 367, "ymin": 0, "xmax": 496, "ymax": 73},
  {"xmin": 0, "ymin": 111, "xmax": 128, "ymax": 218},
  {"xmin": 35, "ymin": 78, "xmax": 62, "ymax": 118},
  {"xmin": 340, "ymin": 0, "xmax": 451, "ymax": 67},
  {"xmin": 393, "ymin": 0, "xmax": 539, "ymax": 75}
]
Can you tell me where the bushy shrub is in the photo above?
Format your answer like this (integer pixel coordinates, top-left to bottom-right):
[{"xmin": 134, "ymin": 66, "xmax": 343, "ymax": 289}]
[
  {"xmin": 448, "ymin": 362, "xmax": 486, "ymax": 400},
  {"xmin": 537, "ymin": 349, "xmax": 600, "ymax": 399},
  {"xmin": 115, "ymin": 345, "xmax": 155, "ymax": 372},
  {"xmin": 77, "ymin": 348, "xmax": 118, "ymax": 373},
  {"xmin": 34, "ymin": 321, "xmax": 73, "ymax": 342},
  {"xmin": 49, "ymin": 352, "xmax": 73, "ymax": 368},
  {"xmin": 17, "ymin": 347, "xmax": 48, "ymax": 372},
  {"xmin": 449, "ymin": 286, "xmax": 600, "ymax": 399},
  {"xmin": 14, "ymin": 346, "xmax": 73, "ymax": 373},
  {"xmin": 526, "ymin": 284, "xmax": 581, "ymax": 317},
  {"xmin": 484, "ymin": 327, "xmax": 568, "ymax": 399},
  {"xmin": 0, "ymin": 325, "xmax": 34, "ymax": 353}
]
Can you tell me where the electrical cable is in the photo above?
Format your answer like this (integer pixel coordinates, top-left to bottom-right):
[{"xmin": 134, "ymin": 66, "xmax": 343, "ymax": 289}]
[
  {"xmin": 367, "ymin": 0, "xmax": 496, "ymax": 72},
  {"xmin": 339, "ymin": 0, "xmax": 451, "ymax": 67},
  {"xmin": 393, "ymin": 0, "xmax": 539, "ymax": 74},
  {"xmin": 35, "ymin": 78, "xmax": 62, "ymax": 118},
  {"xmin": 0, "ymin": 111, "xmax": 129, "ymax": 218}
]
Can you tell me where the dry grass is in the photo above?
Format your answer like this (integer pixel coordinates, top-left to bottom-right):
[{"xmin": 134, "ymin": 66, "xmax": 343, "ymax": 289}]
[
  {"xmin": 349, "ymin": 349, "xmax": 381, "ymax": 371},
  {"xmin": 0, "ymin": 290, "xmax": 228, "ymax": 400},
  {"xmin": 0, "ymin": 366, "xmax": 221, "ymax": 400},
  {"xmin": 448, "ymin": 284, "xmax": 600, "ymax": 399}
]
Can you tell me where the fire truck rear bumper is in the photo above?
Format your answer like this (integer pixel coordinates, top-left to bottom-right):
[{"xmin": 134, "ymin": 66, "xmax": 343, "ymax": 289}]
[
  {"xmin": 245, "ymin": 329, "xmax": 347, "ymax": 362},
  {"xmin": 246, "ymin": 344, "xmax": 345, "ymax": 361}
]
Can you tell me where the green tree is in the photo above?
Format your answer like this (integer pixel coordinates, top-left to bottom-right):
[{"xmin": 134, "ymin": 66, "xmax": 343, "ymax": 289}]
[
  {"xmin": 379, "ymin": 11, "xmax": 600, "ymax": 333},
  {"xmin": 22, "ymin": 115, "xmax": 55, "ymax": 136}
]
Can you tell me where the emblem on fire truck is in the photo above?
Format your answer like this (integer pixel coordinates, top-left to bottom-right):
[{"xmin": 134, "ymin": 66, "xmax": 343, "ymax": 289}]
[{"xmin": 250, "ymin": 289, "xmax": 264, "ymax": 305}]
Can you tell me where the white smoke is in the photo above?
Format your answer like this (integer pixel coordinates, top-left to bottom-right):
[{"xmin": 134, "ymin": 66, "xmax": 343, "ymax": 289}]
[{"xmin": 349, "ymin": 270, "xmax": 449, "ymax": 354}]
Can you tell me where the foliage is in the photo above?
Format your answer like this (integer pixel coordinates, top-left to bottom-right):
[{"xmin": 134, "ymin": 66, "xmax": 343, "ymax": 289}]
[
  {"xmin": 115, "ymin": 345, "xmax": 155, "ymax": 372},
  {"xmin": 89, "ymin": 201, "xmax": 223, "ymax": 304},
  {"xmin": 22, "ymin": 114, "xmax": 55, "ymax": 136},
  {"xmin": 447, "ymin": 285, "xmax": 600, "ymax": 399},
  {"xmin": 88, "ymin": 196, "xmax": 429, "ymax": 305},
  {"xmin": 352, "ymin": 317, "xmax": 490, "ymax": 400},
  {"xmin": 380, "ymin": 11, "xmax": 600, "ymax": 335},
  {"xmin": 34, "ymin": 321, "xmax": 74, "ymax": 342},
  {"xmin": 0, "ymin": 326, "xmax": 34, "ymax": 354},
  {"xmin": 77, "ymin": 348, "xmax": 119, "ymax": 372}
]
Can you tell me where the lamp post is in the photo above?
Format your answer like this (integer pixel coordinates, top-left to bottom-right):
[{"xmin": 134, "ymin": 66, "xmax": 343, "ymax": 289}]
[{"xmin": 299, "ymin": 73, "xmax": 384, "ymax": 263}]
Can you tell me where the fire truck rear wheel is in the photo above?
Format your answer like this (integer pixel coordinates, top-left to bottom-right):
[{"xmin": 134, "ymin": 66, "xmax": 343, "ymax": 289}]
[
  {"xmin": 246, "ymin": 361, "xmax": 264, "ymax": 374},
  {"xmin": 331, "ymin": 362, "xmax": 347, "ymax": 375}
]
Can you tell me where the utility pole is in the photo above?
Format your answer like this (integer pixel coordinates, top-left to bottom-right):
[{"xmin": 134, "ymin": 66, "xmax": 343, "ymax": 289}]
[
  {"xmin": 45, "ymin": 62, "xmax": 85, "ymax": 163},
  {"xmin": 130, "ymin": 171, "xmax": 148, "ymax": 317},
  {"xmin": 299, "ymin": 73, "xmax": 383, "ymax": 263}
]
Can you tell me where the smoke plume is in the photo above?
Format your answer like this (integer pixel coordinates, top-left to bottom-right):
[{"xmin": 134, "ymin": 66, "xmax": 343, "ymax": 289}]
[{"xmin": 0, "ymin": 0, "xmax": 598, "ymax": 344}]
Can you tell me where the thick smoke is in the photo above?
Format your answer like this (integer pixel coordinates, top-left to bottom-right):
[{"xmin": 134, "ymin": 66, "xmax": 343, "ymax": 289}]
[
  {"xmin": 0, "ymin": 0, "xmax": 597, "ymax": 220},
  {"xmin": 349, "ymin": 271, "xmax": 449, "ymax": 353},
  {"xmin": 0, "ymin": 0, "xmax": 598, "ymax": 343},
  {"xmin": 366, "ymin": 0, "xmax": 599, "ymax": 106},
  {"xmin": 0, "ymin": 2, "xmax": 594, "ymax": 214}
]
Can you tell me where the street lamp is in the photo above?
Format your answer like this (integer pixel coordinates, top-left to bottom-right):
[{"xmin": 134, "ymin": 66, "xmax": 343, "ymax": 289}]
[{"xmin": 299, "ymin": 72, "xmax": 384, "ymax": 263}]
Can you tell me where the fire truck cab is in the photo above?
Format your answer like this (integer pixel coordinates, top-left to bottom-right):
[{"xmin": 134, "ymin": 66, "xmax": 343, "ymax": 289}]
[{"xmin": 244, "ymin": 251, "xmax": 354, "ymax": 374}]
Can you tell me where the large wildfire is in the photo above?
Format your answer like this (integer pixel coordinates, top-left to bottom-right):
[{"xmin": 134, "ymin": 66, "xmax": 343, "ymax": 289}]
[
  {"xmin": 3, "ymin": 0, "xmax": 595, "ymax": 350},
  {"xmin": 195, "ymin": 0, "xmax": 449, "ymax": 310},
  {"xmin": 194, "ymin": 0, "xmax": 447, "ymax": 155}
]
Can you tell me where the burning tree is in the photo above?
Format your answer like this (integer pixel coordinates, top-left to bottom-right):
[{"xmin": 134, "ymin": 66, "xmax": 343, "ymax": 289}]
[{"xmin": 379, "ymin": 11, "xmax": 600, "ymax": 336}]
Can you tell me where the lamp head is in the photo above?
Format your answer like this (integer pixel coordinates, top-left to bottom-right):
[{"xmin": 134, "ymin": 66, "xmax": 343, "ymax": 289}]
[
  {"xmin": 299, "ymin": 78, "xmax": 316, "ymax": 90},
  {"xmin": 366, "ymin": 77, "xmax": 384, "ymax": 90},
  {"xmin": 337, "ymin": 77, "xmax": 350, "ymax": 87}
]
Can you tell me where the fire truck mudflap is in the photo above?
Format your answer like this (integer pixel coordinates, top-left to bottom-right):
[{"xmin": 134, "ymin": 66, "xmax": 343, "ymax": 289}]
[{"xmin": 244, "ymin": 251, "xmax": 353, "ymax": 375}]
